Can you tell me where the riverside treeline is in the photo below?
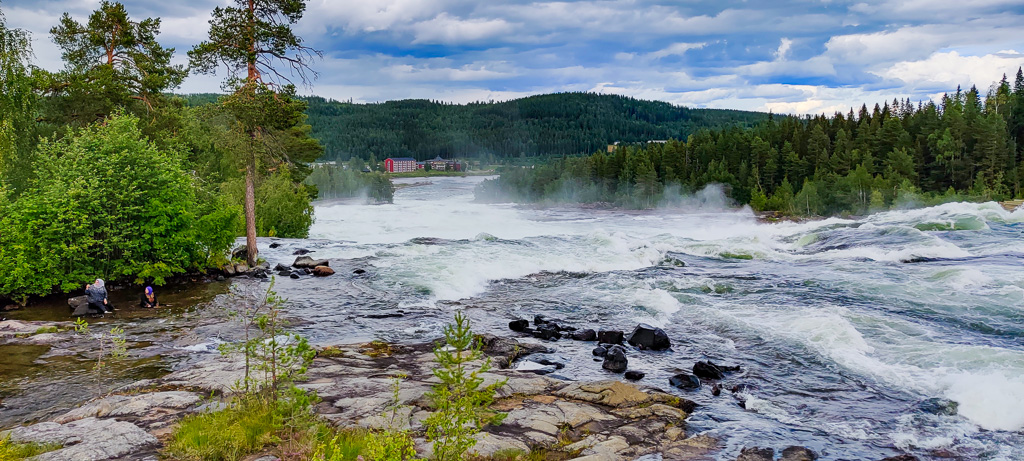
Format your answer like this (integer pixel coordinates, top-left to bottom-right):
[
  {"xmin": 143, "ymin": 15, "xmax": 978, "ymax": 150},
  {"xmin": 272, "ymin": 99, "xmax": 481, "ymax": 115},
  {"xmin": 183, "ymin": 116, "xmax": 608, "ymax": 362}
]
[
  {"xmin": 0, "ymin": 2, "xmax": 324, "ymax": 302},
  {"xmin": 476, "ymin": 73, "xmax": 1024, "ymax": 214}
]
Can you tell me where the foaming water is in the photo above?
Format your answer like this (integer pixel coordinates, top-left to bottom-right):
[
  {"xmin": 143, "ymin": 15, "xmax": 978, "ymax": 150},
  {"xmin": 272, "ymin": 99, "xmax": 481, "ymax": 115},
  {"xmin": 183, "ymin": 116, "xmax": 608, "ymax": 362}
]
[{"xmin": 256, "ymin": 177, "xmax": 1024, "ymax": 460}]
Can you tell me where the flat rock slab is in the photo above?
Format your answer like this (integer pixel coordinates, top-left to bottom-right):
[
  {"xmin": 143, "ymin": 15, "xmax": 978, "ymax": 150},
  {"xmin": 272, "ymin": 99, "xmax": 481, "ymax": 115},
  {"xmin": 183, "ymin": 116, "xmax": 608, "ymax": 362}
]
[
  {"xmin": 56, "ymin": 391, "xmax": 202, "ymax": 424},
  {"xmin": 5, "ymin": 417, "xmax": 157, "ymax": 461}
]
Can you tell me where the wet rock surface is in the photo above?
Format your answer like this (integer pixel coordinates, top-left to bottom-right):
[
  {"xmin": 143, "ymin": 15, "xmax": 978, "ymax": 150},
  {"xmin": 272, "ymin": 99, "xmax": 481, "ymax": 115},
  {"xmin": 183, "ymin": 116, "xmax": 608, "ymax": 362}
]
[{"xmin": 4, "ymin": 417, "xmax": 159, "ymax": 461}]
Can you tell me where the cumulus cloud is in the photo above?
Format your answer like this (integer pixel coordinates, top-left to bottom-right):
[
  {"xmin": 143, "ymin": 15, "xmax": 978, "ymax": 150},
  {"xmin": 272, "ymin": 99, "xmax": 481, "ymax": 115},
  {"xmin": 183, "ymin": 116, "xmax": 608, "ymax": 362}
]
[{"xmin": 2, "ymin": 0, "xmax": 1023, "ymax": 114}]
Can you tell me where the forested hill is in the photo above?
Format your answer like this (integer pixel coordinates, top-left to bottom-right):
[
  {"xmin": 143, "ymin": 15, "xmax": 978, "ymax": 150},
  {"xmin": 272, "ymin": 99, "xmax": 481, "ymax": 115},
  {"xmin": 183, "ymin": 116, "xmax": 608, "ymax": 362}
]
[{"xmin": 183, "ymin": 92, "xmax": 770, "ymax": 161}]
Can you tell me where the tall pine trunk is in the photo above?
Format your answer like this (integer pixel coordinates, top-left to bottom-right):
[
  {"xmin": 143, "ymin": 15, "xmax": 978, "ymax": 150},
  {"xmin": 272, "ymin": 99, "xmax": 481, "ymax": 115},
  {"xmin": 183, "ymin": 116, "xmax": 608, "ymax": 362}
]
[{"xmin": 244, "ymin": 150, "xmax": 258, "ymax": 267}]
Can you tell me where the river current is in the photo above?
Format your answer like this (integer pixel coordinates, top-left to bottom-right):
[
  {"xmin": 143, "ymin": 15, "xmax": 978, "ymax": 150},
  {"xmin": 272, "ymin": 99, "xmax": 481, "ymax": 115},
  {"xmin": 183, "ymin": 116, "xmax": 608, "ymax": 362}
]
[{"xmin": 3, "ymin": 176, "xmax": 1023, "ymax": 460}]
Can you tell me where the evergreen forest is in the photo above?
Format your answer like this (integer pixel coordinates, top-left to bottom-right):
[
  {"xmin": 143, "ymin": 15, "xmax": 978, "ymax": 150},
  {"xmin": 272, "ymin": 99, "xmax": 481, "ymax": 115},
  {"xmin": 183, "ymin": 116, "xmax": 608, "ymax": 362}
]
[{"xmin": 476, "ymin": 74, "xmax": 1024, "ymax": 215}]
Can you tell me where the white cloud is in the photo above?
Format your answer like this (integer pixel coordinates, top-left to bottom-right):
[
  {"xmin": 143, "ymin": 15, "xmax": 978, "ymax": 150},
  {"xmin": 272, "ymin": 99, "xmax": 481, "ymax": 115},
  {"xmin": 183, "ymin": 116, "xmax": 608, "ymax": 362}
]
[
  {"xmin": 875, "ymin": 50, "xmax": 1024, "ymax": 89},
  {"xmin": 647, "ymin": 42, "xmax": 706, "ymax": 60},
  {"xmin": 774, "ymin": 38, "xmax": 793, "ymax": 60},
  {"xmin": 410, "ymin": 13, "xmax": 516, "ymax": 44}
]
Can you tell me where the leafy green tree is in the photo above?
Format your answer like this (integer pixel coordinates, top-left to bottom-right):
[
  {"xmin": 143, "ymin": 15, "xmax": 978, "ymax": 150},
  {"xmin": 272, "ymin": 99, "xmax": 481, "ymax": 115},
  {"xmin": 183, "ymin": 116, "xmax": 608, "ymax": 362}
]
[
  {"xmin": 0, "ymin": 8, "xmax": 37, "ymax": 193},
  {"xmin": 189, "ymin": 0, "xmax": 322, "ymax": 267},
  {"xmin": 0, "ymin": 114, "xmax": 237, "ymax": 302},
  {"xmin": 41, "ymin": 1, "xmax": 186, "ymax": 129}
]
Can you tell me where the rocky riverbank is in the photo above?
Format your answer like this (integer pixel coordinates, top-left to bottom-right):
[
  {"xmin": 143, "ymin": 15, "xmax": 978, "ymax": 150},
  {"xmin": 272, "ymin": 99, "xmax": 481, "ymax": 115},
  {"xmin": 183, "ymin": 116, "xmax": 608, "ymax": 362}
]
[{"xmin": 1, "ymin": 309, "xmax": 925, "ymax": 461}]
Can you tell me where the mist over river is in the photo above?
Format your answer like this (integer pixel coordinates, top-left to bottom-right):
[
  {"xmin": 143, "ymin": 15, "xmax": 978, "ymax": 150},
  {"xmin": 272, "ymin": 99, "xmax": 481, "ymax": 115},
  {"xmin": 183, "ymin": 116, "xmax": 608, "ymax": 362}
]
[
  {"xmin": 3, "ymin": 176, "xmax": 1023, "ymax": 460},
  {"xmin": 261, "ymin": 176, "xmax": 1024, "ymax": 460}
]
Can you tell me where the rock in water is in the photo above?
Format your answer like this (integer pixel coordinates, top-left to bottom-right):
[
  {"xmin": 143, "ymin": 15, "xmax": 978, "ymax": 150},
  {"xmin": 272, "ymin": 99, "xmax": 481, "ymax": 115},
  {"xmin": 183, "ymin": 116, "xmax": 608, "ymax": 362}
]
[
  {"xmin": 532, "ymin": 324, "xmax": 561, "ymax": 341},
  {"xmin": 597, "ymin": 329, "xmax": 624, "ymax": 344},
  {"xmin": 780, "ymin": 446, "xmax": 818, "ymax": 461},
  {"xmin": 624, "ymin": 370, "xmax": 645, "ymax": 381},
  {"xmin": 508, "ymin": 319, "xmax": 529, "ymax": 332},
  {"xmin": 669, "ymin": 373, "xmax": 701, "ymax": 389},
  {"xmin": 602, "ymin": 345, "xmax": 628, "ymax": 372},
  {"xmin": 68, "ymin": 296, "xmax": 89, "ymax": 317},
  {"xmin": 626, "ymin": 323, "xmax": 671, "ymax": 350},
  {"xmin": 273, "ymin": 263, "xmax": 290, "ymax": 272},
  {"xmin": 571, "ymin": 328, "xmax": 597, "ymax": 341},
  {"xmin": 269, "ymin": 242, "xmax": 281, "ymax": 249},
  {"xmin": 693, "ymin": 361, "xmax": 725, "ymax": 380},
  {"xmin": 312, "ymin": 266, "xmax": 335, "ymax": 276},
  {"xmin": 592, "ymin": 346, "xmax": 608, "ymax": 357},
  {"xmin": 293, "ymin": 255, "xmax": 329, "ymax": 268},
  {"xmin": 292, "ymin": 248, "xmax": 312, "ymax": 255},
  {"xmin": 918, "ymin": 397, "xmax": 958, "ymax": 416},
  {"xmin": 737, "ymin": 447, "xmax": 775, "ymax": 461}
]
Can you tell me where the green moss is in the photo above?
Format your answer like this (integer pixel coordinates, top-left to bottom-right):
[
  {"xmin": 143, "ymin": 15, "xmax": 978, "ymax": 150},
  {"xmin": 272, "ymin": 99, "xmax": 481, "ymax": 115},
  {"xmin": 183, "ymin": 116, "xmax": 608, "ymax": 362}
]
[
  {"xmin": 318, "ymin": 346, "xmax": 346, "ymax": 358},
  {"xmin": 361, "ymin": 340, "xmax": 395, "ymax": 358},
  {"xmin": 719, "ymin": 252, "xmax": 754, "ymax": 260},
  {"xmin": 32, "ymin": 326, "xmax": 59, "ymax": 335},
  {"xmin": 0, "ymin": 436, "xmax": 62, "ymax": 459}
]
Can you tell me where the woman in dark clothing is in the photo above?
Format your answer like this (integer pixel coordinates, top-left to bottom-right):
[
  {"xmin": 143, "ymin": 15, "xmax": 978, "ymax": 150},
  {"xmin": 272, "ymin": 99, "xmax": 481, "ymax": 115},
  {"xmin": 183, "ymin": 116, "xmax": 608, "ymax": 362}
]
[
  {"xmin": 85, "ymin": 279, "xmax": 110, "ymax": 314},
  {"xmin": 140, "ymin": 286, "xmax": 158, "ymax": 308}
]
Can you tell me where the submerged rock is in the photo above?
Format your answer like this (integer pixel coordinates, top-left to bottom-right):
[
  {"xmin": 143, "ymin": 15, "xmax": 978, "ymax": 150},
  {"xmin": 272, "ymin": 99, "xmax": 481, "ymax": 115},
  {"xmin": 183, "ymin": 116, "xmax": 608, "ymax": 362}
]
[
  {"xmin": 292, "ymin": 248, "xmax": 312, "ymax": 255},
  {"xmin": 669, "ymin": 373, "xmax": 701, "ymax": 390},
  {"xmin": 571, "ymin": 328, "xmax": 597, "ymax": 341},
  {"xmin": 508, "ymin": 319, "xmax": 529, "ymax": 332},
  {"xmin": 532, "ymin": 324, "xmax": 561, "ymax": 341},
  {"xmin": 293, "ymin": 256, "xmax": 329, "ymax": 268},
  {"xmin": 624, "ymin": 370, "xmax": 645, "ymax": 381},
  {"xmin": 693, "ymin": 361, "xmax": 725, "ymax": 380},
  {"xmin": 273, "ymin": 263, "xmax": 290, "ymax": 272},
  {"xmin": 626, "ymin": 323, "xmax": 671, "ymax": 350},
  {"xmin": 602, "ymin": 345, "xmax": 628, "ymax": 373},
  {"xmin": 918, "ymin": 397, "xmax": 959, "ymax": 416},
  {"xmin": 736, "ymin": 447, "xmax": 774, "ymax": 461},
  {"xmin": 592, "ymin": 346, "xmax": 608, "ymax": 357},
  {"xmin": 780, "ymin": 446, "xmax": 818, "ymax": 461},
  {"xmin": 597, "ymin": 329, "xmax": 624, "ymax": 345}
]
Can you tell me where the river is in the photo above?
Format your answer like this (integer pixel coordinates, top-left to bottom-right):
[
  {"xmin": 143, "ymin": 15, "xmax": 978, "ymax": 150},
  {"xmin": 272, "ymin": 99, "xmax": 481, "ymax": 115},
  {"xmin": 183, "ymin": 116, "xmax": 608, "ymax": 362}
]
[{"xmin": 3, "ymin": 176, "xmax": 1024, "ymax": 460}]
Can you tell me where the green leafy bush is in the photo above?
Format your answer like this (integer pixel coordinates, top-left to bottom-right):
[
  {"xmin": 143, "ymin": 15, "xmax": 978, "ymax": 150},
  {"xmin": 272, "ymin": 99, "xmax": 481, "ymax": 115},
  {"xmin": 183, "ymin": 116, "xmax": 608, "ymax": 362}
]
[{"xmin": 0, "ymin": 114, "xmax": 237, "ymax": 301}]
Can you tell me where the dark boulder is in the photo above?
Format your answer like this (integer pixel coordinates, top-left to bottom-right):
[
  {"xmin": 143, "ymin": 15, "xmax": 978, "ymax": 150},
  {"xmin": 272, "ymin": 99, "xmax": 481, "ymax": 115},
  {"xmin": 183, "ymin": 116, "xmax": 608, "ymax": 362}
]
[
  {"xmin": 592, "ymin": 346, "xmax": 608, "ymax": 357},
  {"xmin": 693, "ymin": 361, "xmax": 724, "ymax": 380},
  {"xmin": 269, "ymin": 242, "xmax": 281, "ymax": 249},
  {"xmin": 626, "ymin": 323, "xmax": 671, "ymax": 350},
  {"xmin": 289, "ymin": 272, "xmax": 300, "ymax": 279},
  {"xmin": 918, "ymin": 398, "xmax": 958, "ymax": 416},
  {"xmin": 216, "ymin": 275, "xmax": 225, "ymax": 281},
  {"xmin": 68, "ymin": 295, "xmax": 90, "ymax": 317},
  {"xmin": 231, "ymin": 245, "xmax": 248, "ymax": 261},
  {"xmin": 274, "ymin": 263, "xmax": 290, "ymax": 272},
  {"xmin": 711, "ymin": 383, "xmax": 722, "ymax": 396},
  {"xmin": 532, "ymin": 324, "xmax": 561, "ymax": 341},
  {"xmin": 624, "ymin": 370, "xmax": 645, "ymax": 381},
  {"xmin": 277, "ymin": 270, "xmax": 291, "ymax": 277},
  {"xmin": 353, "ymin": 268, "xmax": 367, "ymax": 275},
  {"xmin": 597, "ymin": 329, "xmax": 624, "ymax": 345},
  {"xmin": 602, "ymin": 345, "xmax": 628, "ymax": 373},
  {"xmin": 736, "ymin": 447, "xmax": 774, "ymax": 461},
  {"xmin": 571, "ymin": 329, "xmax": 597, "ymax": 341},
  {"xmin": 780, "ymin": 446, "xmax": 818, "ymax": 461},
  {"xmin": 669, "ymin": 373, "xmax": 701, "ymax": 390},
  {"xmin": 533, "ymin": 314, "xmax": 550, "ymax": 326},
  {"xmin": 293, "ymin": 256, "xmax": 329, "ymax": 268},
  {"xmin": 292, "ymin": 248, "xmax": 312, "ymax": 255},
  {"xmin": 508, "ymin": 319, "xmax": 530, "ymax": 332}
]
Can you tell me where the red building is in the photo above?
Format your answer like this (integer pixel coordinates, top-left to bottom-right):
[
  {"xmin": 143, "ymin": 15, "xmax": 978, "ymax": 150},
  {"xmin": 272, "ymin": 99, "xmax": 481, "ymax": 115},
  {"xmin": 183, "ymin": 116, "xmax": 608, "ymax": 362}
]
[{"xmin": 384, "ymin": 157, "xmax": 416, "ymax": 173}]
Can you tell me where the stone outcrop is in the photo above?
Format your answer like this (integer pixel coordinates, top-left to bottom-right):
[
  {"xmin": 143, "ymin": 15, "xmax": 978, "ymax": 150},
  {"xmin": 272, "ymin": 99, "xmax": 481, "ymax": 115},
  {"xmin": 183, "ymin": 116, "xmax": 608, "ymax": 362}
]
[
  {"xmin": 626, "ymin": 323, "xmax": 671, "ymax": 350},
  {"xmin": 293, "ymin": 255, "xmax": 329, "ymax": 268},
  {"xmin": 4, "ymin": 417, "xmax": 158, "ymax": 461}
]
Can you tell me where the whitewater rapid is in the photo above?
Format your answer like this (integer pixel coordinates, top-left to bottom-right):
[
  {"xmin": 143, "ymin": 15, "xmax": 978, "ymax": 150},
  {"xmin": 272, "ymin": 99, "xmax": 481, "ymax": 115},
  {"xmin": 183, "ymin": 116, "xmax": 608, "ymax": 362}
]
[{"xmin": 266, "ymin": 176, "xmax": 1024, "ymax": 459}]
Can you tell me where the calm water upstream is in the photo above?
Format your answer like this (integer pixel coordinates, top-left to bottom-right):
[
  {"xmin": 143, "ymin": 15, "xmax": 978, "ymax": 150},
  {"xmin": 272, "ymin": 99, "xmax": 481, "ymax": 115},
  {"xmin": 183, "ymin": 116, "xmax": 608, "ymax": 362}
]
[{"xmin": 3, "ymin": 176, "xmax": 1023, "ymax": 460}]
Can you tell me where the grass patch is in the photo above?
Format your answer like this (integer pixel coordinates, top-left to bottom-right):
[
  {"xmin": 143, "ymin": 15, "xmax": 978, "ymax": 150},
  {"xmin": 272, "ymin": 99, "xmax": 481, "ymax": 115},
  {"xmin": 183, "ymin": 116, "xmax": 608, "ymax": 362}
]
[
  {"xmin": 0, "ymin": 436, "xmax": 62, "ymax": 459},
  {"xmin": 360, "ymin": 340, "xmax": 395, "ymax": 358},
  {"xmin": 164, "ymin": 393, "xmax": 281, "ymax": 461},
  {"xmin": 309, "ymin": 427, "xmax": 367, "ymax": 461}
]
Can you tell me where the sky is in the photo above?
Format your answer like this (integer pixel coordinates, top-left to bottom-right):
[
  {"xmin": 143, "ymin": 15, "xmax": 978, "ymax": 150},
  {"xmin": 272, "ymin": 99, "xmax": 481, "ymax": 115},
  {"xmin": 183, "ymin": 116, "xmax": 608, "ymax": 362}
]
[{"xmin": 3, "ymin": 0, "xmax": 1024, "ymax": 114}]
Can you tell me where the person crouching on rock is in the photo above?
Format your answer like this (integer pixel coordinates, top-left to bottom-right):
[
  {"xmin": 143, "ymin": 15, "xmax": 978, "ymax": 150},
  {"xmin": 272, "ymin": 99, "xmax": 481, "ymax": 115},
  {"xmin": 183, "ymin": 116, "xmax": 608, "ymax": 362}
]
[
  {"xmin": 85, "ymin": 279, "xmax": 111, "ymax": 314},
  {"xmin": 140, "ymin": 286, "xmax": 158, "ymax": 309}
]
